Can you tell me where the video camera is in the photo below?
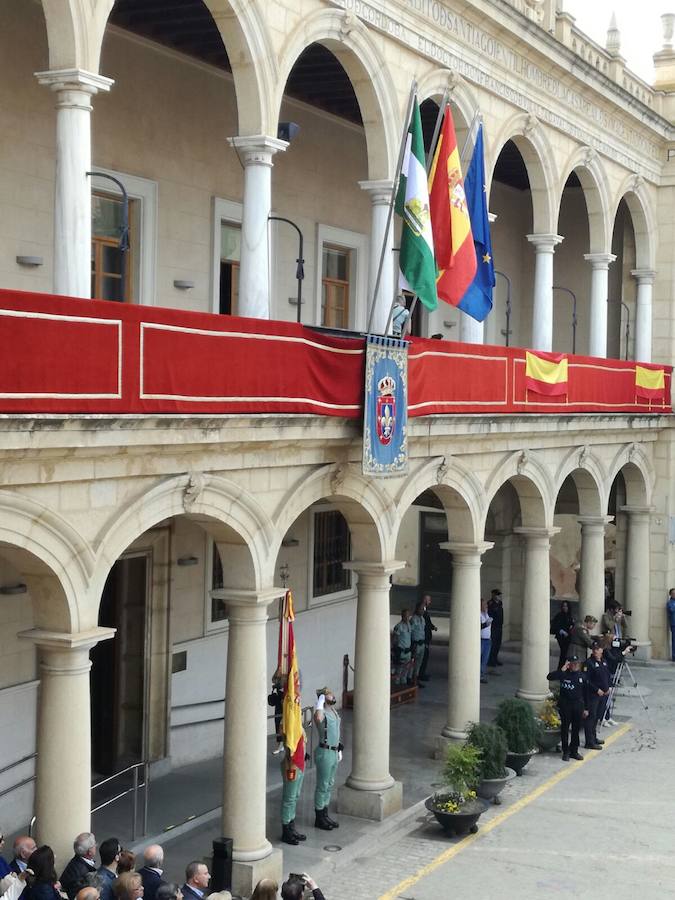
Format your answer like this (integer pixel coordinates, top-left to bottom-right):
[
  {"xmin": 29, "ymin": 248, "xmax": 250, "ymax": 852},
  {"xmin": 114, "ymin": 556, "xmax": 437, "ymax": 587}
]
[{"xmin": 612, "ymin": 637, "xmax": 637, "ymax": 652}]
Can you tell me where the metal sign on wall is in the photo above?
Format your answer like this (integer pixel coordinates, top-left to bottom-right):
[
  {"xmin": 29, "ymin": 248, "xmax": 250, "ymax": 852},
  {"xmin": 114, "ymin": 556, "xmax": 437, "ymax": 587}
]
[{"xmin": 362, "ymin": 334, "xmax": 408, "ymax": 476}]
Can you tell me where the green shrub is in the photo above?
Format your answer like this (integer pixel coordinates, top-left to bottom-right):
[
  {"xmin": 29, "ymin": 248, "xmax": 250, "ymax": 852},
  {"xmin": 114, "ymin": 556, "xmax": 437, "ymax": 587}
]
[
  {"xmin": 442, "ymin": 742, "xmax": 482, "ymax": 796},
  {"xmin": 494, "ymin": 698, "xmax": 539, "ymax": 753},
  {"xmin": 466, "ymin": 721, "xmax": 508, "ymax": 780}
]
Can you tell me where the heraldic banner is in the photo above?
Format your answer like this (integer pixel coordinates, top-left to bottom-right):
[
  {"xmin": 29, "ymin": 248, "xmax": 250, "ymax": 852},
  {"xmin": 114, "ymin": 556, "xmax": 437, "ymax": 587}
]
[{"xmin": 362, "ymin": 334, "xmax": 408, "ymax": 476}]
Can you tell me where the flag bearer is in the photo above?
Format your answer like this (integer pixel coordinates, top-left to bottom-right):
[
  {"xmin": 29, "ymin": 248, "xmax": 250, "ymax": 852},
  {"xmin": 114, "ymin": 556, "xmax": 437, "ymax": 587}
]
[
  {"xmin": 280, "ymin": 727, "xmax": 307, "ymax": 846},
  {"xmin": 313, "ymin": 687, "xmax": 342, "ymax": 830}
]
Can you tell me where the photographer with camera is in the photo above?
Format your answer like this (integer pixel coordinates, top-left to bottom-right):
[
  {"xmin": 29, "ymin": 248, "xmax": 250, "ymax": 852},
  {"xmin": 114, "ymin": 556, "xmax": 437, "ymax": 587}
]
[
  {"xmin": 600, "ymin": 603, "xmax": 629, "ymax": 641},
  {"xmin": 281, "ymin": 873, "xmax": 325, "ymax": 900}
]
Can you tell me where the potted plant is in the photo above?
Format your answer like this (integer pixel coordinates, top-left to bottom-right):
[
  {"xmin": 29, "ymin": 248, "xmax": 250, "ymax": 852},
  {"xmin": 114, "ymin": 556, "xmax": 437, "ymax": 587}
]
[
  {"xmin": 425, "ymin": 743, "xmax": 489, "ymax": 835},
  {"xmin": 536, "ymin": 698, "xmax": 562, "ymax": 752},
  {"xmin": 494, "ymin": 698, "xmax": 539, "ymax": 776},
  {"xmin": 466, "ymin": 721, "xmax": 516, "ymax": 805}
]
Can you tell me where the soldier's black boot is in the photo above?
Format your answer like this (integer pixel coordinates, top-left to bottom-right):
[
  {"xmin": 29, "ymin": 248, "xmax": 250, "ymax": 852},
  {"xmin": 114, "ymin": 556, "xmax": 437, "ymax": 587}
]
[
  {"xmin": 290, "ymin": 819, "xmax": 306, "ymax": 841},
  {"xmin": 314, "ymin": 809, "xmax": 334, "ymax": 830},
  {"xmin": 282, "ymin": 823, "xmax": 299, "ymax": 845},
  {"xmin": 323, "ymin": 808, "xmax": 339, "ymax": 828}
]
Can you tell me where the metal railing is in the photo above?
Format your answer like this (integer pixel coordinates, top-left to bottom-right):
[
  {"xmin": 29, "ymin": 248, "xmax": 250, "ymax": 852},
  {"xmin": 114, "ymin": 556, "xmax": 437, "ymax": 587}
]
[
  {"xmin": 91, "ymin": 762, "xmax": 149, "ymax": 842},
  {"xmin": 0, "ymin": 753, "xmax": 37, "ymax": 801}
]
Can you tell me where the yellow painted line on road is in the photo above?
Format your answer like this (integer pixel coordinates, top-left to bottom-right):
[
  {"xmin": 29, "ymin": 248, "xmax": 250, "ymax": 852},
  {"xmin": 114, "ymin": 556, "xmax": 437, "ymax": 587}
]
[{"xmin": 379, "ymin": 723, "xmax": 632, "ymax": 900}]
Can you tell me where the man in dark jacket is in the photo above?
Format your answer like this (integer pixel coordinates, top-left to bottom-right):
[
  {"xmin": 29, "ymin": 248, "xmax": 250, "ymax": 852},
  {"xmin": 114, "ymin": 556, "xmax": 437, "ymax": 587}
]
[
  {"xmin": 547, "ymin": 656, "xmax": 588, "ymax": 761},
  {"xmin": 181, "ymin": 862, "xmax": 210, "ymax": 900},
  {"xmin": 138, "ymin": 846, "xmax": 166, "ymax": 900},
  {"xmin": 60, "ymin": 834, "xmax": 97, "ymax": 900},
  {"xmin": 418, "ymin": 594, "xmax": 437, "ymax": 681},
  {"xmin": 96, "ymin": 838, "xmax": 121, "ymax": 900},
  {"xmin": 282, "ymin": 872, "xmax": 326, "ymax": 900},
  {"xmin": 584, "ymin": 641, "xmax": 609, "ymax": 750},
  {"xmin": 487, "ymin": 588, "xmax": 504, "ymax": 668}
]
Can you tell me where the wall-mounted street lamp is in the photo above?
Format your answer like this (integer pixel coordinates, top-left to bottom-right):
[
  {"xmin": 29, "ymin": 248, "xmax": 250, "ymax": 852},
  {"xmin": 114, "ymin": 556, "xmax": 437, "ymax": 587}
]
[
  {"xmin": 269, "ymin": 216, "xmax": 305, "ymax": 323},
  {"xmin": 553, "ymin": 285, "xmax": 578, "ymax": 354},
  {"xmin": 495, "ymin": 270, "xmax": 512, "ymax": 346},
  {"xmin": 619, "ymin": 300, "xmax": 631, "ymax": 360}
]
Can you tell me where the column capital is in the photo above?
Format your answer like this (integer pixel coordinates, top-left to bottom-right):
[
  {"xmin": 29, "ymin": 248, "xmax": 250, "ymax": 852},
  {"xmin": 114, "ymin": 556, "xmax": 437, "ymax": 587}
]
[
  {"xmin": 526, "ymin": 233, "xmax": 564, "ymax": 251},
  {"xmin": 631, "ymin": 268, "xmax": 657, "ymax": 285},
  {"xmin": 211, "ymin": 587, "xmax": 285, "ymax": 610},
  {"xmin": 343, "ymin": 560, "xmax": 406, "ymax": 578},
  {"xmin": 227, "ymin": 134, "xmax": 288, "ymax": 167},
  {"xmin": 577, "ymin": 515, "xmax": 614, "ymax": 528},
  {"xmin": 439, "ymin": 541, "xmax": 494, "ymax": 559},
  {"xmin": 358, "ymin": 179, "xmax": 394, "ymax": 205},
  {"xmin": 18, "ymin": 626, "xmax": 115, "ymax": 652},
  {"xmin": 584, "ymin": 252, "xmax": 616, "ymax": 269},
  {"xmin": 35, "ymin": 68, "xmax": 114, "ymax": 98},
  {"xmin": 619, "ymin": 505, "xmax": 654, "ymax": 519},
  {"xmin": 514, "ymin": 526, "xmax": 561, "ymax": 542}
]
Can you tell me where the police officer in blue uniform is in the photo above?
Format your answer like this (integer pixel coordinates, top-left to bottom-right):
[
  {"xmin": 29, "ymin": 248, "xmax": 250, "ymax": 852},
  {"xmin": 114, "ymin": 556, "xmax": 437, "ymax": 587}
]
[
  {"xmin": 547, "ymin": 655, "xmax": 588, "ymax": 761},
  {"xmin": 584, "ymin": 641, "xmax": 609, "ymax": 750}
]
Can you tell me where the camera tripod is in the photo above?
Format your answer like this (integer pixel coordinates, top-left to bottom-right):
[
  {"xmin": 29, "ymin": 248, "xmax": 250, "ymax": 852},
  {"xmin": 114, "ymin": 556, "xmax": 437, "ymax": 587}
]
[{"xmin": 605, "ymin": 655, "xmax": 649, "ymax": 721}]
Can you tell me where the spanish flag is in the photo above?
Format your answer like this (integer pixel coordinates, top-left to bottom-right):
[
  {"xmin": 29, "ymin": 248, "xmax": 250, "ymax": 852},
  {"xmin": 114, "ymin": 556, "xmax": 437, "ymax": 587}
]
[
  {"xmin": 525, "ymin": 351, "xmax": 569, "ymax": 397},
  {"xmin": 428, "ymin": 105, "xmax": 477, "ymax": 307},
  {"xmin": 279, "ymin": 591, "xmax": 305, "ymax": 771},
  {"xmin": 635, "ymin": 364, "xmax": 665, "ymax": 401}
]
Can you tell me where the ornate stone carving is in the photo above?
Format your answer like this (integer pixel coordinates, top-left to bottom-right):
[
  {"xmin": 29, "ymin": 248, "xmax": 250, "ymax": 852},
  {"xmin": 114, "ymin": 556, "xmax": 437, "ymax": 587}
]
[
  {"xmin": 436, "ymin": 457, "xmax": 449, "ymax": 484},
  {"xmin": 627, "ymin": 442, "xmax": 638, "ymax": 463},
  {"xmin": 183, "ymin": 472, "xmax": 205, "ymax": 512},
  {"xmin": 631, "ymin": 174, "xmax": 644, "ymax": 193},
  {"xmin": 578, "ymin": 445, "xmax": 589, "ymax": 467},
  {"xmin": 523, "ymin": 0, "xmax": 545, "ymax": 24},
  {"xmin": 340, "ymin": 11, "xmax": 358, "ymax": 38},
  {"xmin": 582, "ymin": 146, "xmax": 596, "ymax": 167},
  {"xmin": 523, "ymin": 114, "xmax": 539, "ymax": 136},
  {"xmin": 330, "ymin": 464, "xmax": 346, "ymax": 495},
  {"xmin": 517, "ymin": 451, "xmax": 529, "ymax": 475}
]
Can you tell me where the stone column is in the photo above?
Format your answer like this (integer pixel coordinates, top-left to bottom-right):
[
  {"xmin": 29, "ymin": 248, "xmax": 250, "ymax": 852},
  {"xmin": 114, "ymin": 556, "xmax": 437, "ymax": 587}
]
[
  {"xmin": 620, "ymin": 506, "xmax": 653, "ymax": 657},
  {"xmin": 631, "ymin": 269, "xmax": 656, "ymax": 362},
  {"xmin": 338, "ymin": 561, "xmax": 404, "ymax": 820},
  {"xmin": 577, "ymin": 516, "xmax": 612, "ymax": 622},
  {"xmin": 19, "ymin": 628, "xmax": 114, "ymax": 867},
  {"xmin": 227, "ymin": 136, "xmax": 288, "ymax": 319},
  {"xmin": 36, "ymin": 69, "xmax": 113, "ymax": 299},
  {"xmin": 222, "ymin": 590, "xmax": 284, "ymax": 896},
  {"xmin": 514, "ymin": 527, "xmax": 559, "ymax": 703},
  {"xmin": 527, "ymin": 234, "xmax": 563, "ymax": 351},
  {"xmin": 584, "ymin": 253, "xmax": 616, "ymax": 358},
  {"xmin": 435, "ymin": 542, "xmax": 493, "ymax": 754},
  {"xmin": 359, "ymin": 180, "xmax": 394, "ymax": 334},
  {"xmin": 459, "ymin": 315, "xmax": 484, "ymax": 344}
]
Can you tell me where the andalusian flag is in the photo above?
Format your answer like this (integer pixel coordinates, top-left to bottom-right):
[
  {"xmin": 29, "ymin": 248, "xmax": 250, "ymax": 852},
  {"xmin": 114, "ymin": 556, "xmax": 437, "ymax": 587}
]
[
  {"xmin": 279, "ymin": 591, "xmax": 305, "ymax": 770},
  {"xmin": 525, "ymin": 351, "xmax": 568, "ymax": 396},
  {"xmin": 429, "ymin": 105, "xmax": 477, "ymax": 307},
  {"xmin": 396, "ymin": 99, "xmax": 438, "ymax": 311},
  {"xmin": 635, "ymin": 364, "xmax": 665, "ymax": 400}
]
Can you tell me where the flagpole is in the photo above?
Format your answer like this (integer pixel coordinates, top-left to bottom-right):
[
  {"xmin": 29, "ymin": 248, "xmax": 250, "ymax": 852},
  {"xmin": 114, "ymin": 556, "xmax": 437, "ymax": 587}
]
[{"xmin": 365, "ymin": 80, "xmax": 417, "ymax": 336}]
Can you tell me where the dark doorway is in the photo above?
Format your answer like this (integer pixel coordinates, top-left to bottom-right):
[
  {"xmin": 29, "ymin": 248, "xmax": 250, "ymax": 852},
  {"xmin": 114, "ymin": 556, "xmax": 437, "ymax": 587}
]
[
  {"xmin": 91, "ymin": 555, "xmax": 149, "ymax": 776},
  {"xmin": 419, "ymin": 512, "xmax": 452, "ymax": 612}
]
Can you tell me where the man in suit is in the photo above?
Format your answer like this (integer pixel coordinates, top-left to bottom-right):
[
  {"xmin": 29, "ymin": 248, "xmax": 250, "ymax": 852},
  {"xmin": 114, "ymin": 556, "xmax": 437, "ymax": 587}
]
[
  {"xmin": 138, "ymin": 846, "xmax": 166, "ymax": 900},
  {"xmin": 9, "ymin": 837, "xmax": 35, "ymax": 876},
  {"xmin": 418, "ymin": 594, "xmax": 438, "ymax": 682},
  {"xmin": 60, "ymin": 833, "xmax": 98, "ymax": 900},
  {"xmin": 181, "ymin": 862, "xmax": 211, "ymax": 900}
]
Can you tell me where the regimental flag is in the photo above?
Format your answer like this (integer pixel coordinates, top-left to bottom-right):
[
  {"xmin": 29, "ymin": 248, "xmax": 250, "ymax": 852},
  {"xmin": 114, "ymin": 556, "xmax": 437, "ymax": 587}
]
[
  {"xmin": 458, "ymin": 125, "xmax": 495, "ymax": 323},
  {"xmin": 525, "ymin": 350, "xmax": 569, "ymax": 396},
  {"xmin": 635, "ymin": 364, "xmax": 666, "ymax": 401},
  {"xmin": 279, "ymin": 591, "xmax": 305, "ymax": 771},
  {"xmin": 396, "ymin": 99, "xmax": 438, "ymax": 312},
  {"xmin": 428, "ymin": 104, "xmax": 477, "ymax": 307}
]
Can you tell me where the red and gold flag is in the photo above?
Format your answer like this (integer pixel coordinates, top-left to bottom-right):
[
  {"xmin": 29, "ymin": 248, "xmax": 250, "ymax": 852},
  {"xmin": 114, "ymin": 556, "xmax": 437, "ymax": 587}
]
[
  {"xmin": 635, "ymin": 364, "xmax": 665, "ymax": 400},
  {"xmin": 279, "ymin": 590, "xmax": 305, "ymax": 771},
  {"xmin": 428, "ymin": 105, "xmax": 477, "ymax": 307},
  {"xmin": 525, "ymin": 351, "xmax": 568, "ymax": 396}
]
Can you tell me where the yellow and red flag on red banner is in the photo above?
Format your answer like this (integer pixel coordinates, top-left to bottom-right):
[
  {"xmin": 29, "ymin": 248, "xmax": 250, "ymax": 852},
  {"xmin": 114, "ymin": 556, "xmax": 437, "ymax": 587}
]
[
  {"xmin": 278, "ymin": 590, "xmax": 305, "ymax": 771},
  {"xmin": 635, "ymin": 364, "xmax": 666, "ymax": 400},
  {"xmin": 428, "ymin": 105, "xmax": 477, "ymax": 307},
  {"xmin": 525, "ymin": 351, "xmax": 569, "ymax": 396}
]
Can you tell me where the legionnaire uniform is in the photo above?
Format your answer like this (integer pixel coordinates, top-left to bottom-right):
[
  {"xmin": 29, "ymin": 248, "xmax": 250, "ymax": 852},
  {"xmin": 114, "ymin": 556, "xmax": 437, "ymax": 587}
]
[
  {"xmin": 547, "ymin": 656, "xmax": 588, "ymax": 761},
  {"xmin": 280, "ymin": 731, "xmax": 307, "ymax": 845},
  {"xmin": 313, "ymin": 687, "xmax": 342, "ymax": 830},
  {"xmin": 584, "ymin": 651, "xmax": 610, "ymax": 749},
  {"xmin": 409, "ymin": 611, "xmax": 426, "ymax": 685},
  {"xmin": 393, "ymin": 617, "xmax": 412, "ymax": 685}
]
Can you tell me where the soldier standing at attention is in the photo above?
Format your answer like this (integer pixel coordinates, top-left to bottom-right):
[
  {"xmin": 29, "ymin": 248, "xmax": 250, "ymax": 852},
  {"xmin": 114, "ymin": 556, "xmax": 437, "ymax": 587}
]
[
  {"xmin": 409, "ymin": 602, "xmax": 427, "ymax": 687},
  {"xmin": 313, "ymin": 687, "xmax": 342, "ymax": 831},
  {"xmin": 280, "ymin": 727, "xmax": 307, "ymax": 846}
]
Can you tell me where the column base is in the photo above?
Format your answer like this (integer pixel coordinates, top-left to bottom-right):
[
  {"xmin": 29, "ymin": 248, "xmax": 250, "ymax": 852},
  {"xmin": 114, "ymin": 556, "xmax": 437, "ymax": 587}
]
[
  {"xmin": 516, "ymin": 688, "xmax": 550, "ymax": 706},
  {"xmin": 434, "ymin": 731, "xmax": 467, "ymax": 759},
  {"xmin": 231, "ymin": 849, "xmax": 282, "ymax": 898},
  {"xmin": 337, "ymin": 780, "xmax": 402, "ymax": 821},
  {"xmin": 633, "ymin": 641, "xmax": 652, "ymax": 662}
]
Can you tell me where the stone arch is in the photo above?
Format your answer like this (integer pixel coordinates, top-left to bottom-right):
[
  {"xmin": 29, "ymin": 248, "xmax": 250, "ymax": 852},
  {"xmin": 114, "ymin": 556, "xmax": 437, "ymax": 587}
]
[
  {"xmin": 554, "ymin": 447, "xmax": 607, "ymax": 515},
  {"xmin": 41, "ymin": 0, "xmax": 272, "ymax": 135},
  {"xmin": 417, "ymin": 69, "xmax": 479, "ymax": 132},
  {"xmin": 274, "ymin": 8, "xmax": 398, "ymax": 179},
  {"xmin": 484, "ymin": 450, "xmax": 554, "ymax": 530},
  {"xmin": 92, "ymin": 473, "xmax": 275, "ymax": 602},
  {"xmin": 488, "ymin": 113, "xmax": 557, "ymax": 234},
  {"xmin": 394, "ymin": 456, "xmax": 485, "ymax": 544},
  {"xmin": 556, "ymin": 148, "xmax": 612, "ymax": 254},
  {"xmin": 607, "ymin": 444, "xmax": 653, "ymax": 507},
  {"xmin": 611, "ymin": 177, "xmax": 656, "ymax": 270},
  {"xmin": 272, "ymin": 464, "xmax": 394, "ymax": 566},
  {"xmin": 0, "ymin": 490, "xmax": 94, "ymax": 632}
]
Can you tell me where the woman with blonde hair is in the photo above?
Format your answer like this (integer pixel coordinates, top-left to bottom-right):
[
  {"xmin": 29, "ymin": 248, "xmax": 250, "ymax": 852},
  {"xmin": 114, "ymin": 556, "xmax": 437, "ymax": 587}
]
[
  {"xmin": 249, "ymin": 879, "xmax": 278, "ymax": 900},
  {"xmin": 113, "ymin": 872, "xmax": 144, "ymax": 900}
]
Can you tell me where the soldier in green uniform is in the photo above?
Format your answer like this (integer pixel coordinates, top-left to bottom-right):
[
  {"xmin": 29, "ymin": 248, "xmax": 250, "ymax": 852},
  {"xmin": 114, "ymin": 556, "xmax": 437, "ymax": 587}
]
[
  {"xmin": 409, "ymin": 601, "xmax": 427, "ymax": 687},
  {"xmin": 313, "ymin": 686, "xmax": 342, "ymax": 830},
  {"xmin": 280, "ymin": 728, "xmax": 307, "ymax": 845}
]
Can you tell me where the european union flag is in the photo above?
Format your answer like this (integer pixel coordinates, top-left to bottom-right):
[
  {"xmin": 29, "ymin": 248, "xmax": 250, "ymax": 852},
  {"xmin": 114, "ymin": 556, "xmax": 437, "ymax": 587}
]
[{"xmin": 458, "ymin": 124, "xmax": 495, "ymax": 322}]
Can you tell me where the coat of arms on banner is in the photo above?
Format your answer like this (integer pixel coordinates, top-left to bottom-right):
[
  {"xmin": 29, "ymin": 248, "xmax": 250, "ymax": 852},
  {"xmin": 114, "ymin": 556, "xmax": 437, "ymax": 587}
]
[{"xmin": 363, "ymin": 335, "xmax": 408, "ymax": 476}]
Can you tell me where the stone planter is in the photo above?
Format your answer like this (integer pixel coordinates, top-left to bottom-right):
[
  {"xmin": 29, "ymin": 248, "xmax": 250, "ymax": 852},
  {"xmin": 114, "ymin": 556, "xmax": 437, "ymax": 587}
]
[
  {"xmin": 505, "ymin": 750, "xmax": 534, "ymax": 776},
  {"xmin": 425, "ymin": 796, "xmax": 489, "ymax": 835},
  {"xmin": 476, "ymin": 767, "xmax": 517, "ymax": 805},
  {"xmin": 536, "ymin": 727, "xmax": 561, "ymax": 752}
]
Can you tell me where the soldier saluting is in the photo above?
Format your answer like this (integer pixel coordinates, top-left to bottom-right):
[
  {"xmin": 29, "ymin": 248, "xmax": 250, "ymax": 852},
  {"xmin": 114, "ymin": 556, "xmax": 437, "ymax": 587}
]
[{"xmin": 313, "ymin": 686, "xmax": 342, "ymax": 830}]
